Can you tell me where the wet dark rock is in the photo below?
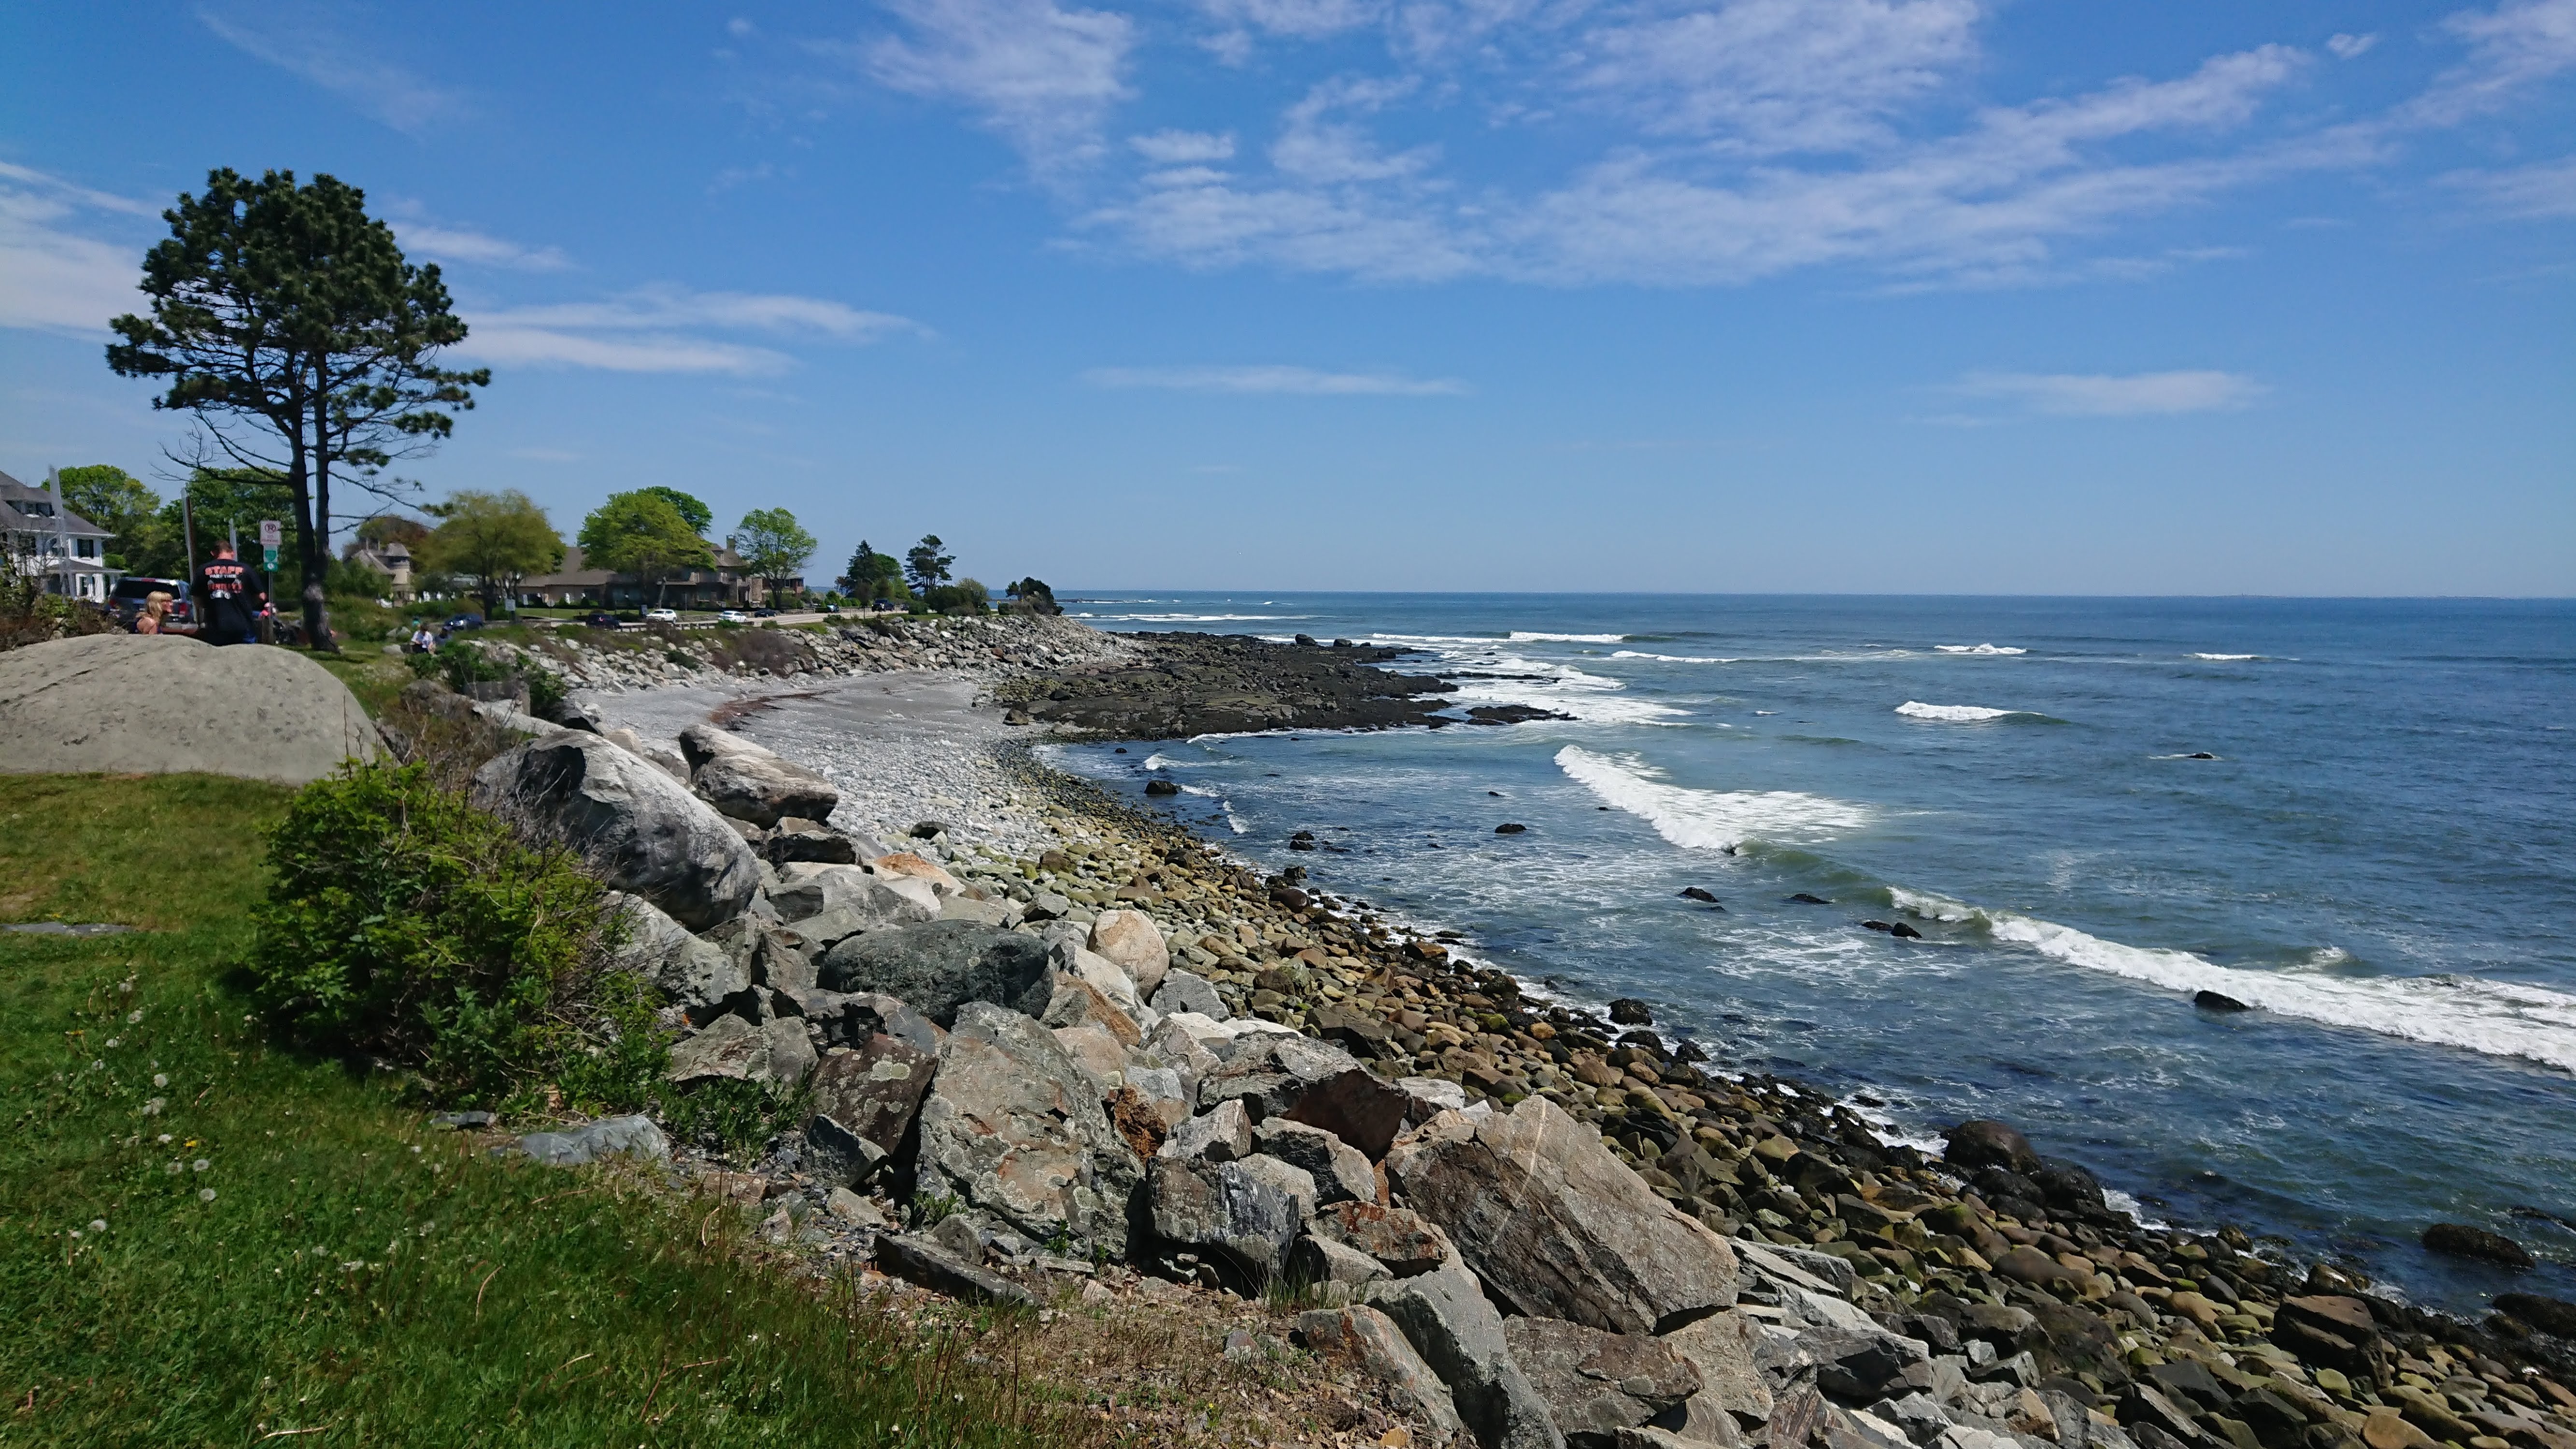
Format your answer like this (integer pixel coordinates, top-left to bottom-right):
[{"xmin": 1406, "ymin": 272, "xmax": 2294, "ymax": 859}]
[
  {"xmin": 2496, "ymin": 1293, "xmax": 2576, "ymax": 1336},
  {"xmin": 1861, "ymin": 920, "xmax": 1894, "ymax": 933},
  {"xmin": 2422, "ymin": 1222, "xmax": 2535, "ymax": 1269},
  {"xmin": 1787, "ymin": 894, "xmax": 1832, "ymax": 905},
  {"xmin": 2186, "ymin": 752, "xmax": 2218, "ymax": 760},
  {"xmin": 1143, "ymin": 779, "xmax": 1180, "ymax": 796},
  {"xmin": 992, "ymin": 631, "xmax": 1459, "ymax": 738},
  {"xmin": 1608, "ymin": 998, "xmax": 1653, "ymax": 1026},
  {"xmin": 2193, "ymin": 991, "xmax": 2250, "ymax": 1012},
  {"xmin": 1467, "ymin": 705, "xmax": 1576, "ymax": 725},
  {"xmin": 1497, "ymin": 823, "xmax": 1529, "ymax": 835},
  {"xmin": 1888, "ymin": 922, "xmax": 1921, "ymax": 939},
  {"xmin": 1678, "ymin": 887, "xmax": 1720, "ymax": 904},
  {"xmin": 1945, "ymin": 1120, "xmax": 2043, "ymax": 1175}
]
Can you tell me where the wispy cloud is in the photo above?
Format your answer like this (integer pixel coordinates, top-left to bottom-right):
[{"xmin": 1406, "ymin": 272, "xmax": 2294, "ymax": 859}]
[
  {"xmin": 1083, "ymin": 364, "xmax": 1469, "ymax": 395},
  {"xmin": 2442, "ymin": 155, "xmax": 2576, "ymax": 218},
  {"xmin": 837, "ymin": 0, "xmax": 1136, "ymax": 172},
  {"xmin": 455, "ymin": 285, "xmax": 925, "ymax": 374},
  {"xmin": 2326, "ymin": 32, "xmax": 2379, "ymax": 60},
  {"xmin": 197, "ymin": 5, "xmax": 470, "ymax": 132},
  {"xmin": 1953, "ymin": 369, "xmax": 2266, "ymax": 416},
  {"xmin": 0, "ymin": 165, "xmax": 149, "ymax": 333},
  {"xmin": 398, "ymin": 221, "xmax": 571, "ymax": 271}
]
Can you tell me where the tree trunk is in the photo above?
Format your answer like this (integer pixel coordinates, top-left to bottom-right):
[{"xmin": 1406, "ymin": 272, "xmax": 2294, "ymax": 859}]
[{"xmin": 301, "ymin": 386, "xmax": 337, "ymax": 651}]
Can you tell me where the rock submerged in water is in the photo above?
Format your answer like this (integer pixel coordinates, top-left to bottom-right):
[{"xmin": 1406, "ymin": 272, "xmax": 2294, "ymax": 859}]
[
  {"xmin": 1607, "ymin": 998, "xmax": 1652, "ymax": 1026},
  {"xmin": 1786, "ymin": 893, "xmax": 1831, "ymax": 905},
  {"xmin": 2194, "ymin": 990, "xmax": 2250, "ymax": 1012},
  {"xmin": 1677, "ymin": 886, "xmax": 1719, "ymax": 904},
  {"xmin": 1495, "ymin": 823, "xmax": 1528, "ymax": 835},
  {"xmin": 1143, "ymin": 779, "xmax": 1180, "ymax": 796},
  {"xmin": 2421, "ymin": 1222, "xmax": 2534, "ymax": 1268}
]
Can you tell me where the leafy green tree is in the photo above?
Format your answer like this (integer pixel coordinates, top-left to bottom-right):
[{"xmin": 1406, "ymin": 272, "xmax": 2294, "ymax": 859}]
[
  {"xmin": 56, "ymin": 465, "xmax": 159, "ymax": 569},
  {"xmin": 1004, "ymin": 577, "xmax": 1061, "ymax": 616},
  {"xmin": 354, "ymin": 514, "xmax": 431, "ymax": 551},
  {"xmin": 638, "ymin": 485, "xmax": 712, "ymax": 535},
  {"xmin": 579, "ymin": 491, "xmax": 713, "ymax": 609},
  {"xmin": 106, "ymin": 168, "xmax": 487, "ymax": 650},
  {"xmin": 840, "ymin": 540, "xmax": 907, "ymax": 604},
  {"xmin": 904, "ymin": 535, "xmax": 954, "ymax": 594},
  {"xmin": 732, "ymin": 508, "xmax": 816, "ymax": 603},
  {"xmin": 418, "ymin": 490, "xmax": 564, "ymax": 619}
]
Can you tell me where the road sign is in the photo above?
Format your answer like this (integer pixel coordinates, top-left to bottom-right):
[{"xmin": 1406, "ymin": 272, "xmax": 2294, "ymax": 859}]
[
  {"xmin": 257, "ymin": 519, "xmax": 282, "ymax": 549},
  {"xmin": 264, "ymin": 547, "xmax": 279, "ymax": 569}
]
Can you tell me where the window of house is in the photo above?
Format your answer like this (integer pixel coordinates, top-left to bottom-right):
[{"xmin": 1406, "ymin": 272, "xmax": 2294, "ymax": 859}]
[{"xmin": 76, "ymin": 538, "xmax": 97, "ymax": 558}]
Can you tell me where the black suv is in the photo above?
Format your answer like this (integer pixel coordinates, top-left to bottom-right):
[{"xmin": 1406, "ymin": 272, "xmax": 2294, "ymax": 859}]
[{"xmin": 107, "ymin": 576, "xmax": 196, "ymax": 632}]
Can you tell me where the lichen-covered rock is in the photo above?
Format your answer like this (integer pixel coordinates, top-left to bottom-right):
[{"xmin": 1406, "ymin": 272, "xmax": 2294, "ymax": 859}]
[
  {"xmin": 914, "ymin": 1003, "xmax": 1141, "ymax": 1258},
  {"xmin": 804, "ymin": 1034, "xmax": 938, "ymax": 1184},
  {"xmin": 1386, "ymin": 1097, "xmax": 1738, "ymax": 1335},
  {"xmin": 1254, "ymin": 1118, "xmax": 1376, "ymax": 1206},
  {"xmin": 1198, "ymin": 1032, "xmax": 1411, "ymax": 1158},
  {"xmin": 1369, "ymin": 1264, "xmax": 1566, "ymax": 1449},
  {"xmin": 818, "ymin": 921, "xmax": 1054, "ymax": 1027},
  {"xmin": 1149, "ymin": 1154, "xmax": 1307, "ymax": 1284},
  {"xmin": 1297, "ymin": 1304, "xmax": 1465, "ymax": 1437},
  {"xmin": 667, "ymin": 1014, "xmax": 816, "ymax": 1087},
  {"xmin": 1503, "ymin": 1316, "xmax": 1702, "ymax": 1442}
]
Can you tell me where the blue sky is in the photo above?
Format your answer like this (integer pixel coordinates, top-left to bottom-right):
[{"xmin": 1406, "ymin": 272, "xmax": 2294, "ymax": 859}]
[{"xmin": 3, "ymin": 0, "xmax": 2570, "ymax": 595}]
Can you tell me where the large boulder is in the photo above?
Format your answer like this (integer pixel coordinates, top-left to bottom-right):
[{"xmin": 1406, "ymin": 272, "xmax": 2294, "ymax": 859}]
[
  {"xmin": 603, "ymin": 892, "xmax": 751, "ymax": 1024},
  {"xmin": 1298, "ymin": 1305, "xmax": 1466, "ymax": 1437},
  {"xmin": 677, "ymin": 723, "xmax": 839, "ymax": 827},
  {"xmin": 1386, "ymin": 1098, "xmax": 1738, "ymax": 1335},
  {"xmin": 1503, "ymin": 1317, "xmax": 1701, "ymax": 1444},
  {"xmin": 914, "ymin": 1002, "xmax": 1142, "ymax": 1258},
  {"xmin": 1199, "ymin": 1033, "xmax": 1413, "ymax": 1158},
  {"xmin": 1371, "ymin": 1264, "xmax": 1566, "ymax": 1449},
  {"xmin": 1944, "ymin": 1121, "xmax": 2041, "ymax": 1175},
  {"xmin": 0, "ymin": 633, "xmax": 383, "ymax": 784},
  {"xmin": 1149, "ymin": 1154, "xmax": 1308, "ymax": 1284},
  {"xmin": 1660, "ymin": 1310, "xmax": 1772, "ymax": 1430},
  {"xmin": 471, "ymin": 732, "xmax": 758, "ymax": 930},
  {"xmin": 817, "ymin": 921, "xmax": 1054, "ymax": 1027},
  {"xmin": 667, "ymin": 1013, "xmax": 816, "ymax": 1087},
  {"xmin": 1087, "ymin": 909, "xmax": 1171, "ymax": 998},
  {"xmin": 771, "ymin": 862, "xmax": 939, "ymax": 927},
  {"xmin": 804, "ymin": 1034, "xmax": 939, "ymax": 1184}
]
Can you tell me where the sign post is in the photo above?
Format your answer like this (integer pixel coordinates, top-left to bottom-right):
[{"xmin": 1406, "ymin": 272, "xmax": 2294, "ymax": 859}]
[{"xmin": 258, "ymin": 519, "xmax": 282, "ymax": 572}]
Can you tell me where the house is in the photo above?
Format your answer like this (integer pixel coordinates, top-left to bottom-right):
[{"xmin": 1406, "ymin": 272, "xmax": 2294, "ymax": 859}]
[
  {"xmin": 343, "ymin": 540, "xmax": 417, "ymax": 601},
  {"xmin": 511, "ymin": 544, "xmax": 781, "ymax": 609},
  {"xmin": 0, "ymin": 469, "xmax": 115, "ymax": 604}
]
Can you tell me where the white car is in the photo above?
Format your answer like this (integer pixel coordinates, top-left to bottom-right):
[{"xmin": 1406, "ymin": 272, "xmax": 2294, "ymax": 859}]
[
  {"xmin": 718, "ymin": 609, "xmax": 750, "ymax": 623},
  {"xmin": 643, "ymin": 608, "xmax": 679, "ymax": 623}
]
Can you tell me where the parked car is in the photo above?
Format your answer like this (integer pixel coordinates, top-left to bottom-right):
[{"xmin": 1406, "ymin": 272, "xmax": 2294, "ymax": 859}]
[
  {"xmin": 751, "ymin": 607, "xmax": 779, "ymax": 618},
  {"xmin": 643, "ymin": 608, "xmax": 679, "ymax": 623},
  {"xmin": 579, "ymin": 611, "xmax": 622, "ymax": 628},
  {"xmin": 106, "ymin": 576, "xmax": 195, "ymax": 632},
  {"xmin": 717, "ymin": 609, "xmax": 751, "ymax": 624},
  {"xmin": 444, "ymin": 612, "xmax": 485, "ymax": 631},
  {"xmin": 820, "ymin": 602, "xmax": 841, "ymax": 614}
]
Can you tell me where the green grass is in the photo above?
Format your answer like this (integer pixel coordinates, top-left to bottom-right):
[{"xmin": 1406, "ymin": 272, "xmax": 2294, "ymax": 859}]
[{"xmin": 0, "ymin": 775, "xmax": 1091, "ymax": 1447}]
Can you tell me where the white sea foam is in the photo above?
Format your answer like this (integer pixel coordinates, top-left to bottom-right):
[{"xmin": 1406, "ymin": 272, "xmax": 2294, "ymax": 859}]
[
  {"xmin": 1557, "ymin": 746, "xmax": 1872, "ymax": 850},
  {"xmin": 1612, "ymin": 649, "xmax": 1735, "ymax": 663},
  {"xmin": 2191, "ymin": 653, "xmax": 2262, "ymax": 661},
  {"xmin": 1075, "ymin": 612, "xmax": 1314, "ymax": 622},
  {"xmin": 1142, "ymin": 753, "xmax": 1173, "ymax": 770},
  {"xmin": 1895, "ymin": 701, "xmax": 2030, "ymax": 722},
  {"xmin": 1886, "ymin": 888, "xmax": 2576, "ymax": 1073},
  {"xmin": 1376, "ymin": 635, "xmax": 1685, "ymax": 725},
  {"xmin": 1509, "ymin": 631, "xmax": 1628, "ymax": 643},
  {"xmin": 1179, "ymin": 783, "xmax": 1222, "ymax": 797},
  {"xmin": 1936, "ymin": 644, "xmax": 2028, "ymax": 655}
]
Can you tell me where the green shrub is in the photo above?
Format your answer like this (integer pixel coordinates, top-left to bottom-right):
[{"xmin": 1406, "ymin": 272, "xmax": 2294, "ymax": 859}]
[
  {"xmin": 406, "ymin": 637, "xmax": 567, "ymax": 719},
  {"xmin": 247, "ymin": 760, "xmax": 665, "ymax": 1107}
]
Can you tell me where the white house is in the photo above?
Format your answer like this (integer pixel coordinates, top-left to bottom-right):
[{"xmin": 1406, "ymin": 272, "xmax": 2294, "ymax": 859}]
[{"xmin": 0, "ymin": 469, "xmax": 115, "ymax": 604}]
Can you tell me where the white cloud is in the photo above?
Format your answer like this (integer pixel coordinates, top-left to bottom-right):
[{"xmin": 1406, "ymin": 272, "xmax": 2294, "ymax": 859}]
[
  {"xmin": 1571, "ymin": 0, "xmax": 1981, "ymax": 153},
  {"xmin": 1198, "ymin": 0, "xmax": 1386, "ymax": 40},
  {"xmin": 0, "ymin": 166, "xmax": 148, "ymax": 333},
  {"xmin": 2407, "ymin": 0, "xmax": 2576, "ymax": 125},
  {"xmin": 854, "ymin": 0, "xmax": 1136, "ymax": 170},
  {"xmin": 398, "ymin": 222, "xmax": 572, "ymax": 271},
  {"xmin": 1953, "ymin": 369, "xmax": 2266, "ymax": 416},
  {"xmin": 2326, "ymin": 32, "xmax": 2378, "ymax": 60},
  {"xmin": 1131, "ymin": 129, "xmax": 1237, "ymax": 162},
  {"xmin": 1082, "ymin": 364, "xmax": 1470, "ymax": 394},
  {"xmin": 2442, "ymin": 155, "xmax": 2576, "ymax": 217},
  {"xmin": 455, "ymin": 285, "xmax": 925, "ymax": 374},
  {"xmin": 197, "ymin": 5, "xmax": 470, "ymax": 132}
]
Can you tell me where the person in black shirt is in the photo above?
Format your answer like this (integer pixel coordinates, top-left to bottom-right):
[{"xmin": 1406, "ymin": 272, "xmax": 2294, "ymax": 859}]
[{"xmin": 195, "ymin": 542, "xmax": 268, "ymax": 646}]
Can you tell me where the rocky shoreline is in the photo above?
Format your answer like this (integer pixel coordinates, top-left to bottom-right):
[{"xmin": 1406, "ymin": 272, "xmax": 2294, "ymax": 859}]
[{"xmin": 441, "ymin": 640, "xmax": 2576, "ymax": 1449}]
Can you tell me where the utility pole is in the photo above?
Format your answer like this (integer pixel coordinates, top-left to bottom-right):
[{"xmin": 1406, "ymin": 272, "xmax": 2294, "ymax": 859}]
[{"xmin": 45, "ymin": 467, "xmax": 71, "ymax": 602}]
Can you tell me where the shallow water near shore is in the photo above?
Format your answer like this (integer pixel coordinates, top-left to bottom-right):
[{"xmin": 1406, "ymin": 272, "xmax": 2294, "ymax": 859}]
[{"xmin": 1047, "ymin": 592, "xmax": 2576, "ymax": 1315}]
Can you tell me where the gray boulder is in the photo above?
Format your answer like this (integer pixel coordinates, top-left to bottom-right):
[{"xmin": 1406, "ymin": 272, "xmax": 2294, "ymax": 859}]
[
  {"xmin": 1198, "ymin": 1032, "xmax": 1412, "ymax": 1157},
  {"xmin": 0, "ymin": 634, "xmax": 384, "ymax": 784},
  {"xmin": 1371, "ymin": 1264, "xmax": 1566, "ymax": 1449},
  {"xmin": 1504, "ymin": 1317, "xmax": 1702, "ymax": 1445},
  {"xmin": 518, "ymin": 1114, "xmax": 669, "ymax": 1167},
  {"xmin": 765, "ymin": 816, "xmax": 858, "ymax": 864},
  {"xmin": 804, "ymin": 1034, "xmax": 939, "ymax": 1184},
  {"xmin": 678, "ymin": 722, "xmax": 840, "ymax": 827},
  {"xmin": 1313, "ymin": 1201, "xmax": 1454, "ymax": 1278},
  {"xmin": 1254, "ymin": 1118, "xmax": 1376, "ymax": 1206},
  {"xmin": 1150, "ymin": 969, "xmax": 1227, "ymax": 1020},
  {"xmin": 914, "ymin": 1003, "xmax": 1142, "ymax": 1258},
  {"xmin": 1148, "ymin": 1154, "xmax": 1307, "ymax": 1284},
  {"xmin": 1386, "ymin": 1098, "xmax": 1738, "ymax": 1335},
  {"xmin": 604, "ymin": 892, "xmax": 750, "ymax": 1024},
  {"xmin": 785, "ymin": 990, "xmax": 940, "ymax": 1053},
  {"xmin": 1291, "ymin": 1235, "xmax": 1394, "ymax": 1296},
  {"xmin": 471, "ymin": 731, "xmax": 759, "ymax": 929},
  {"xmin": 1160, "ymin": 1100, "xmax": 1253, "ymax": 1164},
  {"xmin": 1661, "ymin": 1310, "xmax": 1773, "ymax": 1431},
  {"xmin": 668, "ymin": 1013, "xmax": 817, "ymax": 1087},
  {"xmin": 818, "ymin": 921, "xmax": 1054, "ymax": 1027},
  {"xmin": 771, "ymin": 863, "xmax": 938, "ymax": 928},
  {"xmin": 1298, "ymin": 1304, "xmax": 1465, "ymax": 1437}
]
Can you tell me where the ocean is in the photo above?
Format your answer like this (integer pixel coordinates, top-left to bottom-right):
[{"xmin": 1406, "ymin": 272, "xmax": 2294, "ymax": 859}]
[{"xmin": 1038, "ymin": 593, "xmax": 2576, "ymax": 1315}]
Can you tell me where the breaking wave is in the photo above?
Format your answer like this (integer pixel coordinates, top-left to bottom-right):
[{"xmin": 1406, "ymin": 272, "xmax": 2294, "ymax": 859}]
[
  {"xmin": 1887, "ymin": 889, "xmax": 2576, "ymax": 1074},
  {"xmin": 2191, "ymin": 653, "xmax": 2262, "ymax": 661},
  {"xmin": 1936, "ymin": 644, "xmax": 2028, "ymax": 655},
  {"xmin": 1556, "ymin": 746, "xmax": 1872, "ymax": 851},
  {"xmin": 1896, "ymin": 701, "xmax": 2041, "ymax": 723},
  {"xmin": 1509, "ymin": 631, "xmax": 1628, "ymax": 643},
  {"xmin": 1612, "ymin": 650, "xmax": 1736, "ymax": 663}
]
